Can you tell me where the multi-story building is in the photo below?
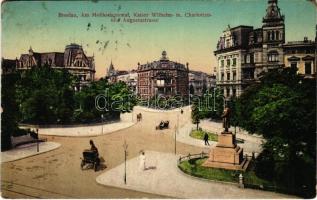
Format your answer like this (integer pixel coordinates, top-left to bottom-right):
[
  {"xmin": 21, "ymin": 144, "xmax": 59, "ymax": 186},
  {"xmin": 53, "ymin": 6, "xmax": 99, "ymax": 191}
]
[
  {"xmin": 206, "ymin": 74, "xmax": 217, "ymax": 89},
  {"xmin": 116, "ymin": 70, "xmax": 138, "ymax": 94},
  {"xmin": 283, "ymin": 37, "xmax": 316, "ymax": 78},
  {"xmin": 189, "ymin": 70, "xmax": 216, "ymax": 96},
  {"xmin": 215, "ymin": 25, "xmax": 258, "ymax": 97},
  {"xmin": 137, "ymin": 51, "xmax": 189, "ymax": 99},
  {"xmin": 3, "ymin": 43, "xmax": 95, "ymax": 90},
  {"xmin": 214, "ymin": 0, "xmax": 316, "ymax": 98}
]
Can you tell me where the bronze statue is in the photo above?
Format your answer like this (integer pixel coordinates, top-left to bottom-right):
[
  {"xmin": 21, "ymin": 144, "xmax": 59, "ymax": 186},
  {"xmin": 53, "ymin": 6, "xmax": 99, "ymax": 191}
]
[{"xmin": 221, "ymin": 107, "xmax": 230, "ymax": 132}]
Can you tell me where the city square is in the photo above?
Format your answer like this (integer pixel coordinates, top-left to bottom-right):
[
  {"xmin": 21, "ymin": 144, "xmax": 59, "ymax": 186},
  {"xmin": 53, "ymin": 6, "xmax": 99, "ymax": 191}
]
[
  {"xmin": 1, "ymin": 0, "xmax": 316, "ymax": 199},
  {"xmin": 1, "ymin": 106, "xmax": 294, "ymax": 198}
]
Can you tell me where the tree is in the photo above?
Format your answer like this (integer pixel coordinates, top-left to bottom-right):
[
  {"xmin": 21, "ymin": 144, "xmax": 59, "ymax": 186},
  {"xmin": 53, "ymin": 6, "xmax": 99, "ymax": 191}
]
[
  {"xmin": 236, "ymin": 68, "xmax": 316, "ymax": 198},
  {"xmin": 75, "ymin": 79, "xmax": 137, "ymax": 123},
  {"xmin": 191, "ymin": 103, "xmax": 200, "ymax": 130},
  {"xmin": 1, "ymin": 73, "xmax": 20, "ymax": 150},
  {"xmin": 16, "ymin": 66, "xmax": 76, "ymax": 124}
]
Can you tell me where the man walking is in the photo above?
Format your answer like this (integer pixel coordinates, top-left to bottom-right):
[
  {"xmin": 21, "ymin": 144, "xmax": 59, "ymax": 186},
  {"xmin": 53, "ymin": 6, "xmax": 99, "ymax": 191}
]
[{"xmin": 203, "ymin": 132, "xmax": 210, "ymax": 146}]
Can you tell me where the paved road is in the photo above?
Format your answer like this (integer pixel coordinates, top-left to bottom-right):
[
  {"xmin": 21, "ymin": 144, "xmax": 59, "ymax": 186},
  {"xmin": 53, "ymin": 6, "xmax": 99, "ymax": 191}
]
[
  {"xmin": 1, "ymin": 106, "xmax": 199, "ymax": 198},
  {"xmin": 1, "ymin": 106, "xmax": 289, "ymax": 198}
]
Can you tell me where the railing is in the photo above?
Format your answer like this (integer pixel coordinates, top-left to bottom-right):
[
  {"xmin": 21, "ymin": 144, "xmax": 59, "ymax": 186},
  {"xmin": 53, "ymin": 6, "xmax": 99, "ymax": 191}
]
[{"xmin": 178, "ymin": 151, "xmax": 208, "ymax": 164}]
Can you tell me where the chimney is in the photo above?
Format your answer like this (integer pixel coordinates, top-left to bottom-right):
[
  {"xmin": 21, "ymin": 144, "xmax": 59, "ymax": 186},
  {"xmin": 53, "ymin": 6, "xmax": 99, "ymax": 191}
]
[{"xmin": 304, "ymin": 37, "xmax": 308, "ymax": 42}]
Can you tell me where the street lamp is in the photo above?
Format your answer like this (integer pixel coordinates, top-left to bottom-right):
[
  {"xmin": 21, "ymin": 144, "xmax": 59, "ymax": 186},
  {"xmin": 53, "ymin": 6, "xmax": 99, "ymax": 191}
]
[
  {"xmin": 123, "ymin": 140, "xmax": 128, "ymax": 184},
  {"xmin": 36, "ymin": 128, "xmax": 39, "ymax": 152},
  {"xmin": 174, "ymin": 125, "xmax": 177, "ymax": 155},
  {"xmin": 101, "ymin": 114, "xmax": 104, "ymax": 135}
]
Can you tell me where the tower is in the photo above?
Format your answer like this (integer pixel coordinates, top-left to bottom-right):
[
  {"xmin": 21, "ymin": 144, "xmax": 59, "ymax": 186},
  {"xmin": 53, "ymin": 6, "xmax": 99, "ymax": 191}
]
[
  {"xmin": 261, "ymin": 0, "xmax": 285, "ymax": 74},
  {"xmin": 107, "ymin": 60, "xmax": 115, "ymax": 76}
]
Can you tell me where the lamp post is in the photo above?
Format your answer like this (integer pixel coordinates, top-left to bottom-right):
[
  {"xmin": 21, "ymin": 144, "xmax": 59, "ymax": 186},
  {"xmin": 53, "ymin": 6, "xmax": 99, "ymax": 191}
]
[
  {"xmin": 123, "ymin": 140, "xmax": 128, "ymax": 184},
  {"xmin": 174, "ymin": 125, "xmax": 177, "ymax": 155},
  {"xmin": 101, "ymin": 114, "xmax": 104, "ymax": 135},
  {"xmin": 36, "ymin": 128, "xmax": 39, "ymax": 152}
]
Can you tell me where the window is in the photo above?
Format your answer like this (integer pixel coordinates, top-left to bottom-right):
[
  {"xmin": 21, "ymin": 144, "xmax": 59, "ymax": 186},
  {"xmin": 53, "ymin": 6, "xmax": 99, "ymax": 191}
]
[
  {"xmin": 305, "ymin": 62, "xmax": 312, "ymax": 74},
  {"xmin": 226, "ymin": 39, "xmax": 230, "ymax": 48},
  {"xmin": 221, "ymin": 73, "xmax": 224, "ymax": 81},
  {"xmin": 156, "ymin": 79, "xmax": 165, "ymax": 86},
  {"xmin": 250, "ymin": 54, "xmax": 254, "ymax": 63},
  {"xmin": 221, "ymin": 60, "xmax": 224, "ymax": 67},
  {"xmin": 226, "ymin": 88, "xmax": 230, "ymax": 97},
  {"xmin": 227, "ymin": 73, "xmax": 230, "ymax": 81},
  {"xmin": 226, "ymin": 59, "xmax": 230, "ymax": 66},
  {"xmin": 232, "ymin": 89, "xmax": 236, "ymax": 97},
  {"xmin": 233, "ymin": 72, "xmax": 236, "ymax": 81},
  {"xmin": 232, "ymin": 58, "xmax": 237, "ymax": 66},
  {"xmin": 268, "ymin": 51, "xmax": 279, "ymax": 62},
  {"xmin": 291, "ymin": 62, "xmax": 297, "ymax": 70},
  {"xmin": 267, "ymin": 32, "xmax": 271, "ymax": 41}
]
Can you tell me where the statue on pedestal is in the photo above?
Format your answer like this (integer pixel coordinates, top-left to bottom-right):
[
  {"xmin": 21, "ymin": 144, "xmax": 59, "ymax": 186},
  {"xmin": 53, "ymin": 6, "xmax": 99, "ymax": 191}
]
[{"xmin": 221, "ymin": 107, "xmax": 230, "ymax": 132}]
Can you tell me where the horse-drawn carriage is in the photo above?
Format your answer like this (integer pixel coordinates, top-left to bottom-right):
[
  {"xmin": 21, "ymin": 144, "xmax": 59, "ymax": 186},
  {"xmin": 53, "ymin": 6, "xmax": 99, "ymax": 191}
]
[
  {"xmin": 156, "ymin": 121, "xmax": 169, "ymax": 130},
  {"xmin": 80, "ymin": 150, "xmax": 100, "ymax": 171}
]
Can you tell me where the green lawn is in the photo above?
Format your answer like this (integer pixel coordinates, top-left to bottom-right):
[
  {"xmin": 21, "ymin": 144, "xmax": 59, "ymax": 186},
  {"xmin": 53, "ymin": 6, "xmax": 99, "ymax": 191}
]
[
  {"xmin": 190, "ymin": 129, "xmax": 218, "ymax": 141},
  {"xmin": 178, "ymin": 158, "xmax": 274, "ymax": 187}
]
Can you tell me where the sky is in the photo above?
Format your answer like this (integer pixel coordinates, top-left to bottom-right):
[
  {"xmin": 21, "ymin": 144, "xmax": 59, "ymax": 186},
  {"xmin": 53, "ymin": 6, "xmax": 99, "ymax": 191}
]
[{"xmin": 1, "ymin": 0, "xmax": 316, "ymax": 78}]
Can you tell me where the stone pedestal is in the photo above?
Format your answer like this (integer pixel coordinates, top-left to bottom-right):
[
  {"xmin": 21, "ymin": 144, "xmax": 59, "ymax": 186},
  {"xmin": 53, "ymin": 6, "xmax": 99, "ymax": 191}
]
[{"xmin": 202, "ymin": 131, "xmax": 250, "ymax": 171}]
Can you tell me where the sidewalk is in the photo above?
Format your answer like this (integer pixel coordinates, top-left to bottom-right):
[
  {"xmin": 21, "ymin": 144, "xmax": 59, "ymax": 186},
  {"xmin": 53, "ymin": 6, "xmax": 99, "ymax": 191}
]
[
  {"xmin": 36, "ymin": 113, "xmax": 135, "ymax": 137},
  {"xmin": 176, "ymin": 123, "xmax": 263, "ymax": 155},
  {"xmin": 134, "ymin": 105, "xmax": 191, "ymax": 113},
  {"xmin": 37, "ymin": 121, "xmax": 135, "ymax": 137},
  {"xmin": 96, "ymin": 151, "xmax": 295, "ymax": 199},
  {"xmin": 1, "ymin": 142, "xmax": 61, "ymax": 163}
]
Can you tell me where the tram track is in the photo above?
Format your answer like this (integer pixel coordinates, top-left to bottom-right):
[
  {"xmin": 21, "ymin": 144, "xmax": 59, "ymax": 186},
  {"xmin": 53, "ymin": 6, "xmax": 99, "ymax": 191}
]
[{"xmin": 1, "ymin": 180, "xmax": 77, "ymax": 198}]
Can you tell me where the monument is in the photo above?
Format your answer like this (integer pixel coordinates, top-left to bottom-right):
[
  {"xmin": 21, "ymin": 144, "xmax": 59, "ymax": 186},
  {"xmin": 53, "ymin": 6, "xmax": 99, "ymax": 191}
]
[{"xmin": 202, "ymin": 107, "xmax": 250, "ymax": 171}]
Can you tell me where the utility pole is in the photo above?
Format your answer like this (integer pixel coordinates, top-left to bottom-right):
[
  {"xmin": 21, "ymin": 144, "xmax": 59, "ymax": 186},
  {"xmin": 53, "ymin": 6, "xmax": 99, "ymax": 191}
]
[
  {"xmin": 123, "ymin": 140, "xmax": 128, "ymax": 184},
  {"xmin": 101, "ymin": 114, "xmax": 104, "ymax": 135},
  {"xmin": 36, "ymin": 128, "xmax": 39, "ymax": 152},
  {"xmin": 174, "ymin": 125, "xmax": 177, "ymax": 155}
]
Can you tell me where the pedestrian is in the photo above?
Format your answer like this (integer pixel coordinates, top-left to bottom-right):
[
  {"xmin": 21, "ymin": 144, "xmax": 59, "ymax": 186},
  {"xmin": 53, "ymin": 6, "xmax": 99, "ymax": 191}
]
[
  {"xmin": 89, "ymin": 140, "xmax": 99, "ymax": 155},
  {"xmin": 139, "ymin": 151, "xmax": 146, "ymax": 171},
  {"xmin": 89, "ymin": 140, "xmax": 100, "ymax": 167},
  {"xmin": 204, "ymin": 132, "xmax": 210, "ymax": 146}
]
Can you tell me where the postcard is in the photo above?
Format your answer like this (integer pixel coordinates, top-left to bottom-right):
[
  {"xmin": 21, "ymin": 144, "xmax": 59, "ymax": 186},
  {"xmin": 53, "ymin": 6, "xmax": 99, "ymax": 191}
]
[{"xmin": 1, "ymin": 0, "xmax": 316, "ymax": 199}]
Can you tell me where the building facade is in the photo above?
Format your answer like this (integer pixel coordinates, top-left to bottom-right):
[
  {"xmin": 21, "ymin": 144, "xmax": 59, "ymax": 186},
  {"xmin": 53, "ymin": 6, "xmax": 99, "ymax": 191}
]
[
  {"xmin": 214, "ymin": 0, "xmax": 315, "ymax": 98},
  {"xmin": 116, "ymin": 70, "xmax": 138, "ymax": 94},
  {"xmin": 189, "ymin": 70, "xmax": 216, "ymax": 96},
  {"xmin": 2, "ymin": 44, "xmax": 95, "ymax": 90},
  {"xmin": 283, "ymin": 37, "xmax": 316, "ymax": 78},
  {"xmin": 137, "ymin": 51, "xmax": 189, "ymax": 99}
]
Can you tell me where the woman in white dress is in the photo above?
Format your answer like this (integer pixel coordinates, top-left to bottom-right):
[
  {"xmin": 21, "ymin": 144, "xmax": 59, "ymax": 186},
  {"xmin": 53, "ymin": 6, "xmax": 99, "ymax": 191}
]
[{"xmin": 139, "ymin": 151, "xmax": 146, "ymax": 171}]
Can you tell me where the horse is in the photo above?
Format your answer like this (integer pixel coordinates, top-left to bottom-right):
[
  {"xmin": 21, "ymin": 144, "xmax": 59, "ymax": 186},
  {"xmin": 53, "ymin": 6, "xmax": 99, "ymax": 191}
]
[{"xmin": 137, "ymin": 113, "xmax": 142, "ymax": 122}]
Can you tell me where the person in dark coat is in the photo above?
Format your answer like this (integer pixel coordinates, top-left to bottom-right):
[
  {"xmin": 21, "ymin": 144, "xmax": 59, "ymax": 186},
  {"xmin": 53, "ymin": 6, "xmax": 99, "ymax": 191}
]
[
  {"xmin": 203, "ymin": 132, "xmax": 210, "ymax": 146},
  {"xmin": 89, "ymin": 140, "xmax": 100, "ymax": 167},
  {"xmin": 90, "ymin": 140, "xmax": 99, "ymax": 155}
]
